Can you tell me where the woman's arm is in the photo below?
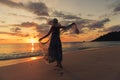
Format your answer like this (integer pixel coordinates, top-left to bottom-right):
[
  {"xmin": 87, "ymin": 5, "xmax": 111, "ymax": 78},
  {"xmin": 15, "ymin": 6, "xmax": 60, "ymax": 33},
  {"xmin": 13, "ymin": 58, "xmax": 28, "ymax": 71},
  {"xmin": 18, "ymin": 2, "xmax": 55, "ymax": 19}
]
[
  {"xmin": 58, "ymin": 23, "xmax": 66, "ymax": 29},
  {"xmin": 60, "ymin": 23, "xmax": 79, "ymax": 34},
  {"xmin": 39, "ymin": 27, "xmax": 53, "ymax": 41},
  {"xmin": 59, "ymin": 23, "xmax": 76, "ymax": 29}
]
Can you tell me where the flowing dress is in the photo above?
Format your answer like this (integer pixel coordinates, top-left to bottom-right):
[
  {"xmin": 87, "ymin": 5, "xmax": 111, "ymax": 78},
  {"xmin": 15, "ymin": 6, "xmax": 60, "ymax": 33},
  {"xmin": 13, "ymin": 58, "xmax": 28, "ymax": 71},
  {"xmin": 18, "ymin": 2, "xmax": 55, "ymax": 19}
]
[{"xmin": 48, "ymin": 26, "xmax": 62, "ymax": 63}]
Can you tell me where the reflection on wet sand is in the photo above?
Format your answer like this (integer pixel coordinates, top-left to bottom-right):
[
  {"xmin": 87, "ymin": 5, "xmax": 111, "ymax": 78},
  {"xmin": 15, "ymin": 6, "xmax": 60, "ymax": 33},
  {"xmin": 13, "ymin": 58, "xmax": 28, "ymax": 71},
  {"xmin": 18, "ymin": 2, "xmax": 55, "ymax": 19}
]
[{"xmin": 0, "ymin": 56, "xmax": 42, "ymax": 67}]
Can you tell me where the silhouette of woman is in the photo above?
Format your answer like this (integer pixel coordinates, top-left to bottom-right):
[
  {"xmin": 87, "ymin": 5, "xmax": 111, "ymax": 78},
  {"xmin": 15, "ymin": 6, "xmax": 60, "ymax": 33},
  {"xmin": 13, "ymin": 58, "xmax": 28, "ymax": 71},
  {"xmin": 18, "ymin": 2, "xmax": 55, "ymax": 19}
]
[{"xmin": 39, "ymin": 18, "xmax": 79, "ymax": 68}]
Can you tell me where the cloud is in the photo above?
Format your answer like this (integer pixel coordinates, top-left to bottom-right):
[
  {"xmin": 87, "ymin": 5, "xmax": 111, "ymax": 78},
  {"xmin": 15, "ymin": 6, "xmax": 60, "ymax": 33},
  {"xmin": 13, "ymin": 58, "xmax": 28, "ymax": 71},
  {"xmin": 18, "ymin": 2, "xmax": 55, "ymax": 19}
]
[
  {"xmin": 99, "ymin": 0, "xmax": 120, "ymax": 18},
  {"xmin": 20, "ymin": 22, "xmax": 38, "ymax": 27},
  {"xmin": 0, "ymin": 0, "xmax": 49, "ymax": 16},
  {"xmin": 87, "ymin": 14, "xmax": 94, "ymax": 17},
  {"xmin": 25, "ymin": 2, "xmax": 49, "ymax": 16},
  {"xmin": 113, "ymin": 3, "xmax": 120, "ymax": 12},
  {"xmin": 8, "ymin": 13, "xmax": 31, "ymax": 18},
  {"xmin": 99, "ymin": 12, "xmax": 120, "ymax": 18},
  {"xmin": 35, "ymin": 16, "xmax": 48, "ymax": 21},
  {"xmin": 0, "ymin": 39, "xmax": 6, "ymax": 40},
  {"xmin": 10, "ymin": 27, "xmax": 21, "ymax": 33},
  {"xmin": 12, "ymin": 22, "xmax": 39, "ymax": 28},
  {"xmin": 35, "ymin": 23, "xmax": 50, "ymax": 33},
  {"xmin": 52, "ymin": 11, "xmax": 81, "ymax": 19},
  {"xmin": 89, "ymin": 18, "xmax": 110, "ymax": 29},
  {"xmin": 12, "ymin": 21, "xmax": 49, "ymax": 36},
  {"xmin": 0, "ymin": 0, "xmax": 24, "ymax": 8},
  {"xmin": 104, "ymin": 25, "xmax": 120, "ymax": 32},
  {"xmin": 109, "ymin": 0, "xmax": 120, "ymax": 12},
  {"xmin": 0, "ymin": 24, "xmax": 8, "ymax": 27},
  {"xmin": 60, "ymin": 17, "xmax": 94, "ymax": 26},
  {"xmin": 0, "ymin": 31, "xmax": 30, "ymax": 37},
  {"xmin": 114, "ymin": 6, "xmax": 120, "ymax": 12},
  {"xmin": 0, "ymin": 20, "xmax": 5, "ymax": 23}
]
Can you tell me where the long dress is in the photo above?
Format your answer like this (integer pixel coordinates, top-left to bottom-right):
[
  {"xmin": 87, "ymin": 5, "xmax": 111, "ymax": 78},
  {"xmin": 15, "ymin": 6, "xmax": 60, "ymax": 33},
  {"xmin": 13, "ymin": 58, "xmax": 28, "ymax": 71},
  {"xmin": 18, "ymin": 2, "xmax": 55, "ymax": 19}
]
[{"xmin": 48, "ymin": 26, "xmax": 62, "ymax": 63}]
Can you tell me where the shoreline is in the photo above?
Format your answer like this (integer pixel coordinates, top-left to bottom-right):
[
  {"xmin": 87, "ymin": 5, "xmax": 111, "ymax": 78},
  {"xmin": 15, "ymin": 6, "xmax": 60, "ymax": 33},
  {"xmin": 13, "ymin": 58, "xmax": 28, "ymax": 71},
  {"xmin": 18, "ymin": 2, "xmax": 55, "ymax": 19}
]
[
  {"xmin": 0, "ymin": 41, "xmax": 120, "ymax": 61},
  {"xmin": 0, "ymin": 45, "xmax": 120, "ymax": 67}
]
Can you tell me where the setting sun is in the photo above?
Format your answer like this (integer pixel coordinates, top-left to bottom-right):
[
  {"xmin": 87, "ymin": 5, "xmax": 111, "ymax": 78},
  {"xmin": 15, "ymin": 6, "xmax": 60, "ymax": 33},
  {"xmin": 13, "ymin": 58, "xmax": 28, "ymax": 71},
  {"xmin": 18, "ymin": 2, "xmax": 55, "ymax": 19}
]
[{"xmin": 30, "ymin": 38, "xmax": 36, "ymax": 43}]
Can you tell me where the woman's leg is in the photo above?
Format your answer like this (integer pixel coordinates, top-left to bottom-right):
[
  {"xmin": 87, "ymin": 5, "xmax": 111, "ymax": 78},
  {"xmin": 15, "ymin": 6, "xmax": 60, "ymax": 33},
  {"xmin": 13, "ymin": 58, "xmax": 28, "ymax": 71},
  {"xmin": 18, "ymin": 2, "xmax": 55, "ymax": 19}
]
[{"xmin": 56, "ymin": 61, "xmax": 63, "ymax": 68}]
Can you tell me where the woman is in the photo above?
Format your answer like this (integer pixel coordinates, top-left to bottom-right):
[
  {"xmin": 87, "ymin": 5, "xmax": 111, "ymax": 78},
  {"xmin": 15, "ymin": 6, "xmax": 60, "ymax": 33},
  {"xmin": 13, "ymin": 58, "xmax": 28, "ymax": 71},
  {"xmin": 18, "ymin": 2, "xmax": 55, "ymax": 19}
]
[{"xmin": 39, "ymin": 18, "xmax": 79, "ymax": 68}]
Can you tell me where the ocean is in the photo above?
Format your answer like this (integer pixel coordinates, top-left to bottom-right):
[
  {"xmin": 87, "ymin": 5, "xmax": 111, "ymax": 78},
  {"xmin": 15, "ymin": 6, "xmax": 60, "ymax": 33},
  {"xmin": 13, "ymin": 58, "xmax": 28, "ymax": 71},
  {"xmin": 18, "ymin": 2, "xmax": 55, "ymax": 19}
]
[{"xmin": 0, "ymin": 41, "xmax": 120, "ymax": 60}]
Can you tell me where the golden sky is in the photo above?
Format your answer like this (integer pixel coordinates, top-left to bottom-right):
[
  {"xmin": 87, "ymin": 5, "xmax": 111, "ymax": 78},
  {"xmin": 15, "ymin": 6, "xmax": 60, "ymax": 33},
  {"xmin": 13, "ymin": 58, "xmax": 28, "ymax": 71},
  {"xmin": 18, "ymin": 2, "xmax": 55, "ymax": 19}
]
[{"xmin": 0, "ymin": 0, "xmax": 120, "ymax": 43}]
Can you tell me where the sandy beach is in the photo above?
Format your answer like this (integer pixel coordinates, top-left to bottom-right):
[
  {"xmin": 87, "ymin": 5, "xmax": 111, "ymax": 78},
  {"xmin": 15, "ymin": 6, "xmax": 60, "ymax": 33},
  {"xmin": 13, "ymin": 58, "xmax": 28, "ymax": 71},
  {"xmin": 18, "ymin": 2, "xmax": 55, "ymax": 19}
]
[{"xmin": 0, "ymin": 46, "xmax": 120, "ymax": 80}]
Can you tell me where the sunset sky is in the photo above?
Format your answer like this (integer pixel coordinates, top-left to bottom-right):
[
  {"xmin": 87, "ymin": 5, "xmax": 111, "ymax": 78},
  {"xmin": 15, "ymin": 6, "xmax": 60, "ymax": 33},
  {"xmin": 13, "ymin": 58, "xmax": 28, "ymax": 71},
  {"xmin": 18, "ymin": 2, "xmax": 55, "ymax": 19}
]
[{"xmin": 0, "ymin": 0, "xmax": 120, "ymax": 43}]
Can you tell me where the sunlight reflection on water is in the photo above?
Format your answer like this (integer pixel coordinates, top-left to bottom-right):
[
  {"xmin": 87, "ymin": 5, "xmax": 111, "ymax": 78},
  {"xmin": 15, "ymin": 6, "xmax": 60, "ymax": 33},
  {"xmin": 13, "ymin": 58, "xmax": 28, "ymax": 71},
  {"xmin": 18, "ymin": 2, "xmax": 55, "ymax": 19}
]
[{"xmin": 31, "ymin": 43, "xmax": 35, "ymax": 52}]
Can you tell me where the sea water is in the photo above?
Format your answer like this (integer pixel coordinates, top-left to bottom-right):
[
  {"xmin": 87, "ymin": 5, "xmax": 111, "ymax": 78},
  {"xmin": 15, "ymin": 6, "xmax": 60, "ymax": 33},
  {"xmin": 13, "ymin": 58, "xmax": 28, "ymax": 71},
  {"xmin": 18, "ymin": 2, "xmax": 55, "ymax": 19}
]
[{"xmin": 0, "ymin": 41, "xmax": 120, "ymax": 60}]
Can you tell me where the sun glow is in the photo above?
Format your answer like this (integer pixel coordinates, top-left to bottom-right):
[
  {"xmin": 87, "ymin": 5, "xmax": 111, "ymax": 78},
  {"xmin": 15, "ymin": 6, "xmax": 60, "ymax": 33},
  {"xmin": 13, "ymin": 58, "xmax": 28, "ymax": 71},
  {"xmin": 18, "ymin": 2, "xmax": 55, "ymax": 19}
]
[
  {"xmin": 30, "ymin": 57, "xmax": 43, "ymax": 61},
  {"xmin": 31, "ymin": 57, "xmax": 37, "ymax": 60},
  {"xmin": 30, "ymin": 38, "xmax": 35, "ymax": 43}
]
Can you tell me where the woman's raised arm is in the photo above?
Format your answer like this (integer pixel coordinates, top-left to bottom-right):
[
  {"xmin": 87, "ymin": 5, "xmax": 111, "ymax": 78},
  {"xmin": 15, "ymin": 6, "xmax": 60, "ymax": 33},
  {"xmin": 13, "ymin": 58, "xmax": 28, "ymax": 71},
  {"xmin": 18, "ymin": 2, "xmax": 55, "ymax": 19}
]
[
  {"xmin": 39, "ymin": 27, "xmax": 53, "ymax": 41},
  {"xmin": 60, "ymin": 23, "xmax": 79, "ymax": 34}
]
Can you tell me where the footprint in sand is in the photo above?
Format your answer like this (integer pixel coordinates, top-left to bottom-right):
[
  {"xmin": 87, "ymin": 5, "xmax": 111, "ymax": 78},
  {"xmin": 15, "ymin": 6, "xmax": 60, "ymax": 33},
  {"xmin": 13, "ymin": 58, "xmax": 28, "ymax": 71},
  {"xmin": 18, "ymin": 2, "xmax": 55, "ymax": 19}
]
[{"xmin": 54, "ymin": 67, "xmax": 64, "ymax": 77}]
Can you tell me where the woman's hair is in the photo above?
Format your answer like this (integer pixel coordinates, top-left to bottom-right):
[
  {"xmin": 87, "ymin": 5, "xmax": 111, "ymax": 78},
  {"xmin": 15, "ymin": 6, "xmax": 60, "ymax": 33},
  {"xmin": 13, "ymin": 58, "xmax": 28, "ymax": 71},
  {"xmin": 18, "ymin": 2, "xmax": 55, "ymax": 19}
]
[
  {"xmin": 48, "ymin": 18, "xmax": 58, "ymax": 25},
  {"xmin": 53, "ymin": 18, "xmax": 58, "ymax": 24}
]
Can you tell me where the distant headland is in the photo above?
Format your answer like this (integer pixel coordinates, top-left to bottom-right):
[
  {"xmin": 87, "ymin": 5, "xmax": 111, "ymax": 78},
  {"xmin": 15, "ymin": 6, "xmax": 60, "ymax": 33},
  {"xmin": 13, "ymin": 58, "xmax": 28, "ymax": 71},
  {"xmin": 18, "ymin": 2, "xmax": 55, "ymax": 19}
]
[{"xmin": 92, "ymin": 31, "xmax": 120, "ymax": 41}]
